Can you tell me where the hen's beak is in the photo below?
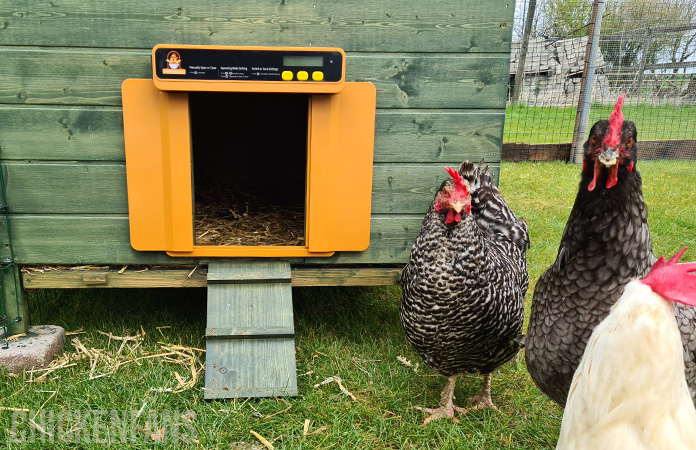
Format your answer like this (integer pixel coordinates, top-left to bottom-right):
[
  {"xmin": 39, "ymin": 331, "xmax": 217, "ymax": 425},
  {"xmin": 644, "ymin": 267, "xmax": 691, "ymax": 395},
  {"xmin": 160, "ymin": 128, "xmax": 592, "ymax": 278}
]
[
  {"xmin": 598, "ymin": 148, "xmax": 618, "ymax": 167},
  {"xmin": 588, "ymin": 147, "xmax": 621, "ymax": 191},
  {"xmin": 452, "ymin": 201, "xmax": 464, "ymax": 213}
]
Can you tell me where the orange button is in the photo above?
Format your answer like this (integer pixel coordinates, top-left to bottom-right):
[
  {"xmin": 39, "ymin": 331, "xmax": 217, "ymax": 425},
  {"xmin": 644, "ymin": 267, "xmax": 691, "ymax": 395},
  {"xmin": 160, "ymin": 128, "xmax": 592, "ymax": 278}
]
[
  {"xmin": 312, "ymin": 71, "xmax": 324, "ymax": 81},
  {"xmin": 281, "ymin": 71, "xmax": 293, "ymax": 81},
  {"xmin": 297, "ymin": 71, "xmax": 309, "ymax": 81}
]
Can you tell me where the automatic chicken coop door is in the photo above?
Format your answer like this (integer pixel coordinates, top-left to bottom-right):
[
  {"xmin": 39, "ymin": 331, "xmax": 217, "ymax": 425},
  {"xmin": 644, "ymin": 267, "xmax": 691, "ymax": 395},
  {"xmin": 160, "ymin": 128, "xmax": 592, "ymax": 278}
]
[{"xmin": 122, "ymin": 44, "xmax": 376, "ymax": 258}]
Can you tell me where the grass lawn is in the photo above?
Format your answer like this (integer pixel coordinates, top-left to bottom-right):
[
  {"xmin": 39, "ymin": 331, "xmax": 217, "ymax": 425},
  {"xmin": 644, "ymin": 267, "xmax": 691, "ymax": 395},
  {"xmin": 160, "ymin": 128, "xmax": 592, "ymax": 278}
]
[
  {"xmin": 505, "ymin": 104, "xmax": 696, "ymax": 144},
  {"xmin": 2, "ymin": 160, "xmax": 695, "ymax": 449}
]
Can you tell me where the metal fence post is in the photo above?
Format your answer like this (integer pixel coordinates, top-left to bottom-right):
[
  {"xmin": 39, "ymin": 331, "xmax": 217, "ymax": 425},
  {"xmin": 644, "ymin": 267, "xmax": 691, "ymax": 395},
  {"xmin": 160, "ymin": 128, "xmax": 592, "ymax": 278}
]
[{"xmin": 571, "ymin": 0, "xmax": 606, "ymax": 163}]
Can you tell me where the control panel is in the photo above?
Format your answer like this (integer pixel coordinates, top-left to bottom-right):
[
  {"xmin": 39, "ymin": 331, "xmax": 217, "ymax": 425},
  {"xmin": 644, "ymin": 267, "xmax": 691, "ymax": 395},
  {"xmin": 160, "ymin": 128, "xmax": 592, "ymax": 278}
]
[{"xmin": 152, "ymin": 44, "xmax": 346, "ymax": 93}]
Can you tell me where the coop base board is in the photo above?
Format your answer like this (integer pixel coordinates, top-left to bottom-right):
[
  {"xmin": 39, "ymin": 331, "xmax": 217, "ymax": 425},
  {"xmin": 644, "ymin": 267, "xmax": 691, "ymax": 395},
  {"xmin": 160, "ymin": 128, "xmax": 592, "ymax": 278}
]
[{"xmin": 21, "ymin": 266, "xmax": 402, "ymax": 289}]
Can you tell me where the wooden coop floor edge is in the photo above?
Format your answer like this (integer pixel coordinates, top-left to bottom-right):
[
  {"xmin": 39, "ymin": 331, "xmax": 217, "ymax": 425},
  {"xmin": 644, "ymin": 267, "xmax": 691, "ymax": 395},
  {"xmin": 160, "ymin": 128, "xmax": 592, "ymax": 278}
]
[{"xmin": 21, "ymin": 265, "xmax": 402, "ymax": 289}]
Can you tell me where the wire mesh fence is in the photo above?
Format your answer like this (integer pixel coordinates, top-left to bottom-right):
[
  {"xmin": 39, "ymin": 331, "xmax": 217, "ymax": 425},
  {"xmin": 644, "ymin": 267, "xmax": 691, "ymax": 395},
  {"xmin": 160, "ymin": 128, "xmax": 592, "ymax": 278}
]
[{"xmin": 504, "ymin": 0, "xmax": 696, "ymax": 163}]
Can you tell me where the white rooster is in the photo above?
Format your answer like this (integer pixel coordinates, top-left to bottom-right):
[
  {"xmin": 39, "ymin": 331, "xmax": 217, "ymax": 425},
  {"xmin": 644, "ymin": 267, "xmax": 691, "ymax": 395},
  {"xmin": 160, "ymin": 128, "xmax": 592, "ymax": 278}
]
[{"xmin": 556, "ymin": 247, "xmax": 696, "ymax": 450}]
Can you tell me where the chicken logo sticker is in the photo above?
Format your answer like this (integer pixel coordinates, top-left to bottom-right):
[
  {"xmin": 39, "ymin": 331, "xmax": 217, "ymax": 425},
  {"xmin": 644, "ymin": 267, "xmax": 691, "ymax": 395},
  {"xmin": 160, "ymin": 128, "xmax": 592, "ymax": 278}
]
[{"xmin": 163, "ymin": 51, "xmax": 186, "ymax": 75}]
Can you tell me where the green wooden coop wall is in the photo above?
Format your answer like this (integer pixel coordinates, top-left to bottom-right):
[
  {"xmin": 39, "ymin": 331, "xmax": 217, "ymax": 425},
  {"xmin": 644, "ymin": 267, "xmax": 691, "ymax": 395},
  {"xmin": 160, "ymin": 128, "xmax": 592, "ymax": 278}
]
[{"xmin": 0, "ymin": 1, "xmax": 514, "ymax": 266}]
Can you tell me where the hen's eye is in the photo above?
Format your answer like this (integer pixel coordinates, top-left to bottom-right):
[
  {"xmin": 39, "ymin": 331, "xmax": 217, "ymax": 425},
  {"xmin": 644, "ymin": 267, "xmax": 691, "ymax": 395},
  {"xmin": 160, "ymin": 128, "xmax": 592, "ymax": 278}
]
[{"xmin": 590, "ymin": 135, "xmax": 597, "ymax": 145}]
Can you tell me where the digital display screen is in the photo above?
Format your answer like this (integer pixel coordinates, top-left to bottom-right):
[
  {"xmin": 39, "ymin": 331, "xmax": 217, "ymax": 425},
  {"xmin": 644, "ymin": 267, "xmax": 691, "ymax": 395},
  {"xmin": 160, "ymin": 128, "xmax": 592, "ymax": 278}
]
[{"xmin": 283, "ymin": 55, "xmax": 324, "ymax": 67}]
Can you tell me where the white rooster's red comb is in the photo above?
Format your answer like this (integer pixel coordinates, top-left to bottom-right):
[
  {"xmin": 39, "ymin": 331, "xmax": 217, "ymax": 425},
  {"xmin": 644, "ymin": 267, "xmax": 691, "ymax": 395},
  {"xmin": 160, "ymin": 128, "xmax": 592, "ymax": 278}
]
[
  {"xmin": 445, "ymin": 167, "xmax": 468, "ymax": 193},
  {"xmin": 603, "ymin": 93, "xmax": 625, "ymax": 148},
  {"xmin": 642, "ymin": 247, "xmax": 696, "ymax": 306}
]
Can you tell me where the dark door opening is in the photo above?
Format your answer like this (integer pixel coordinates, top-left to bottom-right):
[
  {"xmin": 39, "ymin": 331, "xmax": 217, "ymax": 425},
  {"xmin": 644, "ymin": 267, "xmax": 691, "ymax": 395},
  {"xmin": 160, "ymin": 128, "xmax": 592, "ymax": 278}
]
[{"xmin": 189, "ymin": 92, "xmax": 309, "ymax": 246}]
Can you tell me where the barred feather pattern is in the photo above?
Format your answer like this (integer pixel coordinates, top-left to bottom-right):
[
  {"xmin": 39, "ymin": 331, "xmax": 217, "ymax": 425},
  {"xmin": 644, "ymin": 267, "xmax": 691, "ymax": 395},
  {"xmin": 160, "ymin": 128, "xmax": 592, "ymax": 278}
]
[
  {"xmin": 399, "ymin": 161, "xmax": 529, "ymax": 377},
  {"xmin": 462, "ymin": 161, "xmax": 530, "ymax": 251},
  {"xmin": 526, "ymin": 157, "xmax": 696, "ymax": 407}
]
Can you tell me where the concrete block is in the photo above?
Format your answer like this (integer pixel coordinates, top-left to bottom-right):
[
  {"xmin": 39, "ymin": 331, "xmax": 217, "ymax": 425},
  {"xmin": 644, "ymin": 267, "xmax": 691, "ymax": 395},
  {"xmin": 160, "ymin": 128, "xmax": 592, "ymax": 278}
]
[{"xmin": 0, "ymin": 325, "xmax": 66, "ymax": 374}]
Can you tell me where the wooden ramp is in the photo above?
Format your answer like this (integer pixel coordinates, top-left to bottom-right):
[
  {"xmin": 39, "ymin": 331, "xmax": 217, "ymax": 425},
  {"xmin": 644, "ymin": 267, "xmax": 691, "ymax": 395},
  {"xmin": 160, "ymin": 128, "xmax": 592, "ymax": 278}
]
[{"xmin": 204, "ymin": 261, "xmax": 298, "ymax": 399}]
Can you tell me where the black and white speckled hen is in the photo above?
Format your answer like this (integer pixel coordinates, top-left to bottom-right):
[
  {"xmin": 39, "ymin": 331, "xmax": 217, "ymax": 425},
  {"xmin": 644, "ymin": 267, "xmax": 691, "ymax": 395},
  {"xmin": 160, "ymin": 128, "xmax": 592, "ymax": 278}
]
[
  {"xmin": 400, "ymin": 161, "xmax": 529, "ymax": 424},
  {"xmin": 526, "ymin": 94, "xmax": 696, "ymax": 407}
]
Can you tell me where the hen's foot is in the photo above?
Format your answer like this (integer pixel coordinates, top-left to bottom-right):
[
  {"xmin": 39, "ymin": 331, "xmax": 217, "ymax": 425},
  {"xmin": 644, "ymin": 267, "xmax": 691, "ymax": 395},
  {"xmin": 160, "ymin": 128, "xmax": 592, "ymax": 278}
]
[
  {"xmin": 415, "ymin": 404, "xmax": 467, "ymax": 425},
  {"xmin": 415, "ymin": 374, "xmax": 463, "ymax": 425},
  {"xmin": 465, "ymin": 372, "xmax": 499, "ymax": 413},
  {"xmin": 466, "ymin": 393, "xmax": 498, "ymax": 412}
]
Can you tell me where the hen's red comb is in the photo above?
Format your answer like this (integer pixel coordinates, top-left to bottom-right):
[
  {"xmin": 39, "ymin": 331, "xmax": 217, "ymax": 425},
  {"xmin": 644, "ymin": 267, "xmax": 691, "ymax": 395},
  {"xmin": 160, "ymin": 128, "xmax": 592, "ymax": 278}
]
[
  {"xmin": 642, "ymin": 247, "xmax": 696, "ymax": 306},
  {"xmin": 445, "ymin": 167, "xmax": 468, "ymax": 193},
  {"xmin": 603, "ymin": 93, "xmax": 625, "ymax": 148}
]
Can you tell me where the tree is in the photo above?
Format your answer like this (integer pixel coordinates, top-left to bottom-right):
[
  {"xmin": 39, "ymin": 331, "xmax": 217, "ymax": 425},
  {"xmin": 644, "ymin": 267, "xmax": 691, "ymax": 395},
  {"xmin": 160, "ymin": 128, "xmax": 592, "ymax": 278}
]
[
  {"xmin": 539, "ymin": 0, "xmax": 593, "ymax": 39},
  {"xmin": 513, "ymin": 1, "xmax": 545, "ymax": 40},
  {"xmin": 600, "ymin": 0, "xmax": 696, "ymax": 72},
  {"xmin": 533, "ymin": 0, "xmax": 696, "ymax": 73},
  {"xmin": 658, "ymin": 0, "xmax": 696, "ymax": 73}
]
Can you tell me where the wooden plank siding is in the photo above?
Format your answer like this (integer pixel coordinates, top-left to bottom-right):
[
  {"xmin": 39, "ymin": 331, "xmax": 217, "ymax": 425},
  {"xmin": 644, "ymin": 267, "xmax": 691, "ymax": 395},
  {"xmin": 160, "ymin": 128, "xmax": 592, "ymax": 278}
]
[
  {"xmin": 0, "ymin": 1, "xmax": 514, "ymax": 52},
  {"xmin": 0, "ymin": 0, "xmax": 513, "ymax": 269},
  {"xmin": 4, "ymin": 215, "xmax": 421, "ymax": 265},
  {"xmin": 2, "ymin": 163, "xmax": 499, "ymax": 215},
  {"xmin": 0, "ymin": 107, "xmax": 504, "ymax": 162},
  {"xmin": 0, "ymin": 49, "xmax": 510, "ymax": 109}
]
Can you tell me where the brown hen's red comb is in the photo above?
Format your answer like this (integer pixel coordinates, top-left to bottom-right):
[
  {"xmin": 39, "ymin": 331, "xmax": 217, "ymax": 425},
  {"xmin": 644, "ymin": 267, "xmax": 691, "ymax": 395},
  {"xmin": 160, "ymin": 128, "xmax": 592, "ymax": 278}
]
[
  {"xmin": 642, "ymin": 247, "xmax": 696, "ymax": 306},
  {"xmin": 603, "ymin": 93, "xmax": 625, "ymax": 148},
  {"xmin": 445, "ymin": 167, "xmax": 468, "ymax": 193}
]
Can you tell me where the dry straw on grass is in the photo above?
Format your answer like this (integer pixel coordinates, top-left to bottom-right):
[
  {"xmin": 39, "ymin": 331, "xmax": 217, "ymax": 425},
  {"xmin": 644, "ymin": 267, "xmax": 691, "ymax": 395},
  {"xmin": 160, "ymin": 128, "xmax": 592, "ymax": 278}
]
[
  {"xmin": 313, "ymin": 376, "xmax": 357, "ymax": 401},
  {"xmin": 22, "ymin": 329, "xmax": 205, "ymax": 393}
]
